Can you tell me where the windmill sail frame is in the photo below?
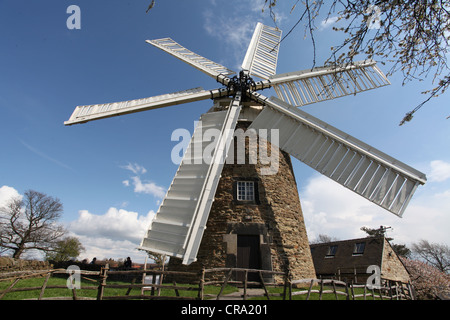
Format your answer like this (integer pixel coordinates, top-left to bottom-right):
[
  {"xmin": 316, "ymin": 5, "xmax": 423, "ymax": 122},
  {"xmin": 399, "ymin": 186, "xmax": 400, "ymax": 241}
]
[
  {"xmin": 249, "ymin": 94, "xmax": 426, "ymax": 217},
  {"xmin": 147, "ymin": 38, "xmax": 235, "ymax": 81},
  {"xmin": 267, "ymin": 60, "xmax": 391, "ymax": 106},
  {"xmin": 140, "ymin": 94, "xmax": 242, "ymax": 264},
  {"xmin": 241, "ymin": 22, "xmax": 282, "ymax": 80}
]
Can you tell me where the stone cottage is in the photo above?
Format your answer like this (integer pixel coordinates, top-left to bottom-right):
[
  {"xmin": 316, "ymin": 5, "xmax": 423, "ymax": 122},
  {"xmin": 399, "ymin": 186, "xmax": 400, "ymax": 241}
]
[{"xmin": 310, "ymin": 236, "xmax": 410, "ymax": 284}]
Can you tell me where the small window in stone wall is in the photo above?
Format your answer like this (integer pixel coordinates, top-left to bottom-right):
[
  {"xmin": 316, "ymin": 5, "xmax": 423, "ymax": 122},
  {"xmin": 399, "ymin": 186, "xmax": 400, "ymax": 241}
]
[
  {"xmin": 237, "ymin": 181, "xmax": 254, "ymax": 201},
  {"xmin": 233, "ymin": 178, "xmax": 260, "ymax": 204}
]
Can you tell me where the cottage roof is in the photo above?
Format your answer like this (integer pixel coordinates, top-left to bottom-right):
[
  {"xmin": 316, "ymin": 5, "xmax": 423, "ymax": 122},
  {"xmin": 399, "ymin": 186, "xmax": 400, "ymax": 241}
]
[{"xmin": 310, "ymin": 236, "xmax": 385, "ymax": 276}]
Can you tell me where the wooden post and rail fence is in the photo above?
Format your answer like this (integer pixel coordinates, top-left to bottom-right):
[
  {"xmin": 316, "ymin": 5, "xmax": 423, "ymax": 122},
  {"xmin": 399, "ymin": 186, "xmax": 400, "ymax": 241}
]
[{"xmin": 0, "ymin": 265, "xmax": 415, "ymax": 300}]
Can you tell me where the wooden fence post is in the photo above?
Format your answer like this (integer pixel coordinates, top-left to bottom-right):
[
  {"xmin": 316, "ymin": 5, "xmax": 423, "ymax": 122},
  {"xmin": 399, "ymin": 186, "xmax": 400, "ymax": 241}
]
[
  {"xmin": 306, "ymin": 279, "xmax": 314, "ymax": 300},
  {"xmin": 332, "ymin": 280, "xmax": 338, "ymax": 300},
  {"xmin": 259, "ymin": 271, "xmax": 270, "ymax": 300},
  {"xmin": 243, "ymin": 269, "xmax": 248, "ymax": 300},
  {"xmin": 0, "ymin": 278, "xmax": 20, "ymax": 300},
  {"xmin": 198, "ymin": 266, "xmax": 205, "ymax": 300},
  {"xmin": 125, "ymin": 278, "xmax": 136, "ymax": 296},
  {"xmin": 38, "ymin": 272, "xmax": 51, "ymax": 300},
  {"xmin": 319, "ymin": 279, "xmax": 324, "ymax": 300},
  {"xmin": 283, "ymin": 271, "xmax": 292, "ymax": 301},
  {"xmin": 70, "ymin": 272, "xmax": 78, "ymax": 301},
  {"xmin": 344, "ymin": 282, "xmax": 350, "ymax": 300},
  {"xmin": 217, "ymin": 268, "xmax": 233, "ymax": 300},
  {"xmin": 97, "ymin": 264, "xmax": 109, "ymax": 300}
]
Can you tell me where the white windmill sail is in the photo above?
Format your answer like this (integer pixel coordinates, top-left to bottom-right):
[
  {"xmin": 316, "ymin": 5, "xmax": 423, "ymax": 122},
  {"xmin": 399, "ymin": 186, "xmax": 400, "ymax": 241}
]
[
  {"xmin": 64, "ymin": 87, "xmax": 232, "ymax": 126},
  {"xmin": 241, "ymin": 22, "xmax": 282, "ymax": 80},
  {"xmin": 147, "ymin": 38, "xmax": 235, "ymax": 82},
  {"xmin": 249, "ymin": 94, "xmax": 426, "ymax": 217},
  {"xmin": 140, "ymin": 94, "xmax": 242, "ymax": 265},
  {"xmin": 267, "ymin": 60, "xmax": 390, "ymax": 107}
]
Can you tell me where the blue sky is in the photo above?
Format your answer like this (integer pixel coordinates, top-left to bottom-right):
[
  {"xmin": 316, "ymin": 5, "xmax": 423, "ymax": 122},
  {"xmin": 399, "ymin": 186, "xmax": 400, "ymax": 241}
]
[{"xmin": 1, "ymin": 0, "xmax": 449, "ymax": 263}]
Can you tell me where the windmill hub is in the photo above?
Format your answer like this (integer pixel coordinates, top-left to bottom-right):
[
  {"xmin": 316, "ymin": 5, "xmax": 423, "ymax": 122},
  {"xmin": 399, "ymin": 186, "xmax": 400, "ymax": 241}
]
[{"xmin": 226, "ymin": 70, "xmax": 257, "ymax": 100}]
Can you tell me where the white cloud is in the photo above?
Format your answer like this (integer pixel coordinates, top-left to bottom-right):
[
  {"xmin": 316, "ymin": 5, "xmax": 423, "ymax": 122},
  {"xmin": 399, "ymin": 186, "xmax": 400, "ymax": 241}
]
[
  {"xmin": 72, "ymin": 234, "xmax": 147, "ymax": 262},
  {"xmin": 121, "ymin": 162, "xmax": 147, "ymax": 175},
  {"xmin": 130, "ymin": 176, "xmax": 166, "ymax": 199},
  {"xmin": 301, "ymin": 175, "xmax": 383, "ymax": 241},
  {"xmin": 203, "ymin": 10, "xmax": 255, "ymax": 64},
  {"xmin": 69, "ymin": 207, "xmax": 154, "ymax": 243},
  {"xmin": 67, "ymin": 207, "xmax": 156, "ymax": 262},
  {"xmin": 202, "ymin": 1, "xmax": 277, "ymax": 69},
  {"xmin": 70, "ymin": 160, "xmax": 165, "ymax": 261},
  {"xmin": 0, "ymin": 185, "xmax": 22, "ymax": 207},
  {"xmin": 320, "ymin": 16, "xmax": 339, "ymax": 30},
  {"xmin": 121, "ymin": 163, "xmax": 166, "ymax": 199},
  {"xmin": 300, "ymin": 173, "xmax": 450, "ymax": 246},
  {"xmin": 428, "ymin": 160, "xmax": 450, "ymax": 182},
  {"xmin": 68, "ymin": 161, "xmax": 168, "ymax": 261}
]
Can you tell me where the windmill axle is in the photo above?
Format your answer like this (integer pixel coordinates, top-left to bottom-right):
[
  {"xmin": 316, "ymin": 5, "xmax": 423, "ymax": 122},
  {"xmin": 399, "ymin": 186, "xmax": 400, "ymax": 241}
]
[{"xmin": 226, "ymin": 70, "xmax": 259, "ymax": 100}]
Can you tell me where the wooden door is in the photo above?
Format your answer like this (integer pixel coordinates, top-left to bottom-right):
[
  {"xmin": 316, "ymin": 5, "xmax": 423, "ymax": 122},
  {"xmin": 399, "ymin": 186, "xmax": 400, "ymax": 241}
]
[{"xmin": 237, "ymin": 235, "xmax": 261, "ymax": 281}]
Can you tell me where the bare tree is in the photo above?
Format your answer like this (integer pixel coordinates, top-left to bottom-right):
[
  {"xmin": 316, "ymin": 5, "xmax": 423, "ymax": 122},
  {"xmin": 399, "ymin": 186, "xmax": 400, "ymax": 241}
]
[
  {"xmin": 309, "ymin": 234, "xmax": 339, "ymax": 244},
  {"xmin": 264, "ymin": 0, "xmax": 450, "ymax": 124},
  {"xmin": 0, "ymin": 190, "xmax": 66, "ymax": 259},
  {"xmin": 412, "ymin": 239, "xmax": 450, "ymax": 274}
]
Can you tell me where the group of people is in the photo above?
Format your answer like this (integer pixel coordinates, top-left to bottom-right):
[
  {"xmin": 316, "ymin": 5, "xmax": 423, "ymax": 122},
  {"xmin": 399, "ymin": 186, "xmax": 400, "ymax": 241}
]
[{"xmin": 86, "ymin": 256, "xmax": 133, "ymax": 269}]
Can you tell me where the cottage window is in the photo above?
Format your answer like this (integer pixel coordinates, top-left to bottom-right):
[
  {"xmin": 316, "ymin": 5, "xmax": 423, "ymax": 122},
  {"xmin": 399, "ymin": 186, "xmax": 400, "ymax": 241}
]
[
  {"xmin": 326, "ymin": 245, "xmax": 338, "ymax": 257},
  {"xmin": 353, "ymin": 242, "xmax": 366, "ymax": 255}
]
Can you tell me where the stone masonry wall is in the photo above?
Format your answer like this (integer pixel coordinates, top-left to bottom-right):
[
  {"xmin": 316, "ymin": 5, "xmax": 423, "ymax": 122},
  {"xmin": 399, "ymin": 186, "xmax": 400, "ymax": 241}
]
[
  {"xmin": 381, "ymin": 239, "xmax": 411, "ymax": 283},
  {"xmin": 0, "ymin": 257, "xmax": 51, "ymax": 273}
]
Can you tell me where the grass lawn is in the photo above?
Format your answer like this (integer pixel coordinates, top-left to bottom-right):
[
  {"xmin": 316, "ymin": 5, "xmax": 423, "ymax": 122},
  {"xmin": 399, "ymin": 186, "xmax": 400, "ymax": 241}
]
[
  {"xmin": 0, "ymin": 275, "xmax": 238, "ymax": 300},
  {"xmin": 1, "ymin": 275, "xmax": 390, "ymax": 300},
  {"xmin": 247, "ymin": 285, "xmax": 384, "ymax": 300}
]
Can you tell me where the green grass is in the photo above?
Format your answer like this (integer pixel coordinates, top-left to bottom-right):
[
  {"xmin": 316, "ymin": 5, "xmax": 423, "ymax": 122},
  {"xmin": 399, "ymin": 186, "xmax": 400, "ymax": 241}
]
[
  {"xmin": 248, "ymin": 285, "xmax": 383, "ymax": 300},
  {"xmin": 1, "ymin": 275, "xmax": 386, "ymax": 300},
  {"xmin": 1, "ymin": 276, "xmax": 99, "ymax": 300},
  {"xmin": 0, "ymin": 275, "xmax": 238, "ymax": 300}
]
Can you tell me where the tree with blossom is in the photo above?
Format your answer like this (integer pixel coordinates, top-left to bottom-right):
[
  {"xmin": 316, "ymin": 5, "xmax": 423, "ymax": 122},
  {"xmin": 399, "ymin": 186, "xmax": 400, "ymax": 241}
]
[{"xmin": 401, "ymin": 257, "xmax": 450, "ymax": 300}]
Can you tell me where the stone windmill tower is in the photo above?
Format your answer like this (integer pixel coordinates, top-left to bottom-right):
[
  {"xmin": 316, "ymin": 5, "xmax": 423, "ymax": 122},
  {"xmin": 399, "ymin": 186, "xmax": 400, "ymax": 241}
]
[{"xmin": 65, "ymin": 23, "xmax": 426, "ymax": 282}]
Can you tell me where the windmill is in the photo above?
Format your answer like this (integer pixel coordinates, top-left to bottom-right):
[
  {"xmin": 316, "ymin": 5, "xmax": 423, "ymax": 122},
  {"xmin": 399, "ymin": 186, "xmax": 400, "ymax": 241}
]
[{"xmin": 65, "ymin": 23, "xmax": 426, "ymax": 275}]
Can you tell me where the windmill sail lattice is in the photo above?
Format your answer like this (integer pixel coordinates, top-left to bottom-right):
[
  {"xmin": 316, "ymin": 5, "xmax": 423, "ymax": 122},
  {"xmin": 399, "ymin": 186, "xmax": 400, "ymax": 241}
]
[
  {"xmin": 269, "ymin": 60, "xmax": 390, "ymax": 106},
  {"xmin": 65, "ymin": 22, "xmax": 426, "ymax": 265},
  {"xmin": 64, "ymin": 87, "xmax": 234, "ymax": 126},
  {"xmin": 241, "ymin": 22, "xmax": 282, "ymax": 79},
  {"xmin": 147, "ymin": 38, "xmax": 235, "ymax": 80},
  {"xmin": 142, "ymin": 94, "xmax": 242, "ymax": 264},
  {"xmin": 249, "ymin": 94, "xmax": 426, "ymax": 216}
]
